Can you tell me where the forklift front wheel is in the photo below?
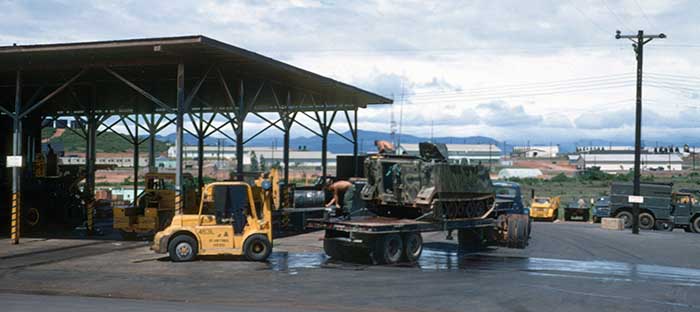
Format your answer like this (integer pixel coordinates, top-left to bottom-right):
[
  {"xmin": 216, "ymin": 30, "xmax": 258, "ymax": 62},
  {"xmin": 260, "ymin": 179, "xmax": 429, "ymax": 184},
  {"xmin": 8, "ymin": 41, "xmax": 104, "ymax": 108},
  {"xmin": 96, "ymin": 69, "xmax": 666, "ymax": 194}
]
[
  {"xmin": 244, "ymin": 234, "xmax": 272, "ymax": 261},
  {"xmin": 168, "ymin": 235, "xmax": 198, "ymax": 262}
]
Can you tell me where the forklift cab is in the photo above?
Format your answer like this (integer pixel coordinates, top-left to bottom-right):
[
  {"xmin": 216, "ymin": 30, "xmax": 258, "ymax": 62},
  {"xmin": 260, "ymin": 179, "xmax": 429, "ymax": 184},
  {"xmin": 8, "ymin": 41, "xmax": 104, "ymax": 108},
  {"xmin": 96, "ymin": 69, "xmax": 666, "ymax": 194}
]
[{"xmin": 152, "ymin": 181, "xmax": 273, "ymax": 262}]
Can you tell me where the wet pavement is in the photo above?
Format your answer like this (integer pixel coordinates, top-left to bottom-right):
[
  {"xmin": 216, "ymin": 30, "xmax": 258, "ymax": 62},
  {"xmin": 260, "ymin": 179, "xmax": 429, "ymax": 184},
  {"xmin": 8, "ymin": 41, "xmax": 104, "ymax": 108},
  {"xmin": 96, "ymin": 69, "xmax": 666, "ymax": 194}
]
[{"xmin": 1, "ymin": 221, "xmax": 699, "ymax": 311}]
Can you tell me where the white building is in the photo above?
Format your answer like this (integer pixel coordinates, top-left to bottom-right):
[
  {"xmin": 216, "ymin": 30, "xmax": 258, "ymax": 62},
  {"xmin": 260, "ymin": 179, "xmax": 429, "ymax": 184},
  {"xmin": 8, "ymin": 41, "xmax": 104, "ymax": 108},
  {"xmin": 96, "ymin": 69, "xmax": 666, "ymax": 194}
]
[
  {"xmin": 399, "ymin": 143, "xmax": 501, "ymax": 164},
  {"xmin": 577, "ymin": 153, "xmax": 683, "ymax": 173},
  {"xmin": 498, "ymin": 168, "xmax": 544, "ymax": 179},
  {"xmin": 167, "ymin": 146, "xmax": 336, "ymax": 167},
  {"xmin": 512, "ymin": 145, "xmax": 559, "ymax": 158}
]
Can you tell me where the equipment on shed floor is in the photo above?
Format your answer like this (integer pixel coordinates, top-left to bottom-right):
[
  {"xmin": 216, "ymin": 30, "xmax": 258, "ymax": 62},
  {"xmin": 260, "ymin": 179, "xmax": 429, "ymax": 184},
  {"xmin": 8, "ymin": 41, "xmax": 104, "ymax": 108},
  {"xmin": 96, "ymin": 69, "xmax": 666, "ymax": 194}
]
[
  {"xmin": 113, "ymin": 173, "xmax": 197, "ymax": 239},
  {"xmin": 151, "ymin": 181, "xmax": 273, "ymax": 262}
]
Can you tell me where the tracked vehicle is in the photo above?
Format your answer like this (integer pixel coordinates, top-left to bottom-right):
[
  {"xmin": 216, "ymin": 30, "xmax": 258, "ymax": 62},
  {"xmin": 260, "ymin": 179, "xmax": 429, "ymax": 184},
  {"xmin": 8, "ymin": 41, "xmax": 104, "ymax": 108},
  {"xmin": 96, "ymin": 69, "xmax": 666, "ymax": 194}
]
[{"xmin": 308, "ymin": 143, "xmax": 530, "ymax": 264}]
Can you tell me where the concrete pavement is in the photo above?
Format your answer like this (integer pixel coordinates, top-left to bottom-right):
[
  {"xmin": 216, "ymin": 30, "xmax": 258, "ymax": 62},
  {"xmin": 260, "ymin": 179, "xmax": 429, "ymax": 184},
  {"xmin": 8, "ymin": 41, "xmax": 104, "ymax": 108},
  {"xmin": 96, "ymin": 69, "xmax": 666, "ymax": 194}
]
[{"xmin": 1, "ymin": 222, "xmax": 699, "ymax": 311}]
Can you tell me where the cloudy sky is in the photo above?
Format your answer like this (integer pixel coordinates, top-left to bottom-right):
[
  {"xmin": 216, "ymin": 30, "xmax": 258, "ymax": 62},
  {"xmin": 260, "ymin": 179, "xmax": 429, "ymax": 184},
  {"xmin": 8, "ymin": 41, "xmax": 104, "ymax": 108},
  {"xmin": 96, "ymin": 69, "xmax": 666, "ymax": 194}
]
[{"xmin": 1, "ymin": 0, "xmax": 699, "ymax": 145}]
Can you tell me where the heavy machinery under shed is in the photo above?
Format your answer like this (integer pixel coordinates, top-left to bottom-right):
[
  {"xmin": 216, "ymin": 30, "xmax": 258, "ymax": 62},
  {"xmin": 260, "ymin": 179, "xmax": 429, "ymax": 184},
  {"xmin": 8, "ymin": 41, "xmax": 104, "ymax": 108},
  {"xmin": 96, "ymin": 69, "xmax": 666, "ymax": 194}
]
[{"xmin": 0, "ymin": 35, "xmax": 392, "ymax": 243}]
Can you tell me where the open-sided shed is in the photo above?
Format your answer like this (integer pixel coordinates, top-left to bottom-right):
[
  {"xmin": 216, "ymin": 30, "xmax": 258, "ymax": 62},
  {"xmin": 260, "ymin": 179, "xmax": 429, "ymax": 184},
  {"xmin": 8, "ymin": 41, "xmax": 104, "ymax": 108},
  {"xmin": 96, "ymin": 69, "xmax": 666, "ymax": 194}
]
[{"xmin": 0, "ymin": 35, "xmax": 391, "ymax": 243}]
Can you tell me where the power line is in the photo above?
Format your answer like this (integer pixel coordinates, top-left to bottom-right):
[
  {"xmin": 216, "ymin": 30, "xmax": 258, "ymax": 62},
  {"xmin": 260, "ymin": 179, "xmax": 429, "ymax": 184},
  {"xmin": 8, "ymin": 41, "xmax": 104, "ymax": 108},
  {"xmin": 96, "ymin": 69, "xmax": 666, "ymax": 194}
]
[
  {"xmin": 633, "ymin": 0, "xmax": 657, "ymax": 30},
  {"xmin": 602, "ymin": 0, "xmax": 633, "ymax": 32},
  {"xmin": 567, "ymin": 0, "xmax": 610, "ymax": 36}
]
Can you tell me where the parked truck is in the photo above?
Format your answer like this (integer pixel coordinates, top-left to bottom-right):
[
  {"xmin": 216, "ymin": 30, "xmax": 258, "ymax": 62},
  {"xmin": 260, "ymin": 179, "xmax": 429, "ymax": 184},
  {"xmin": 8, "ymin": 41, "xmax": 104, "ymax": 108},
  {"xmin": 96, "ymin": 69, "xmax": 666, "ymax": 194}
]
[
  {"xmin": 610, "ymin": 182, "xmax": 700, "ymax": 232},
  {"xmin": 307, "ymin": 143, "xmax": 530, "ymax": 264}
]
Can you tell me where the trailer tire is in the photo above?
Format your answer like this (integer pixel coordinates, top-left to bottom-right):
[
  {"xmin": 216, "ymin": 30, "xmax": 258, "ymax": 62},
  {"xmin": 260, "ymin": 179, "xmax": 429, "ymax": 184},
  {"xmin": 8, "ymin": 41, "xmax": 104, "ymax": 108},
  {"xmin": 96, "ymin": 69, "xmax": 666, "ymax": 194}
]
[
  {"xmin": 615, "ymin": 211, "xmax": 633, "ymax": 228},
  {"xmin": 168, "ymin": 235, "xmax": 198, "ymax": 262},
  {"xmin": 243, "ymin": 234, "xmax": 272, "ymax": 262},
  {"xmin": 403, "ymin": 232, "xmax": 423, "ymax": 263},
  {"xmin": 373, "ymin": 234, "xmax": 403, "ymax": 265},
  {"xmin": 507, "ymin": 215, "xmax": 528, "ymax": 249},
  {"xmin": 639, "ymin": 212, "xmax": 655, "ymax": 230}
]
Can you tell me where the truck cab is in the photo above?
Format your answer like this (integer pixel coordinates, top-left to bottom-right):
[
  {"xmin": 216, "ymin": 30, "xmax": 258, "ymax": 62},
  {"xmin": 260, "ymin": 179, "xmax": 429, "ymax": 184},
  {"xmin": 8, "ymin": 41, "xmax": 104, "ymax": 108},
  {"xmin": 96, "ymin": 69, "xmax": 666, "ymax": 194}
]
[{"xmin": 492, "ymin": 181, "xmax": 527, "ymax": 215}]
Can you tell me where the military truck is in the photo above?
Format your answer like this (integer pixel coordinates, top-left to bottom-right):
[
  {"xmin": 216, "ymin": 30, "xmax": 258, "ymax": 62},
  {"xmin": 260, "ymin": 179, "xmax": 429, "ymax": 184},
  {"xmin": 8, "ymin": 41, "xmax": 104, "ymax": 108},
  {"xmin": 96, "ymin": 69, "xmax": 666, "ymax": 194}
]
[
  {"xmin": 307, "ymin": 143, "xmax": 530, "ymax": 264},
  {"xmin": 610, "ymin": 182, "xmax": 700, "ymax": 232}
]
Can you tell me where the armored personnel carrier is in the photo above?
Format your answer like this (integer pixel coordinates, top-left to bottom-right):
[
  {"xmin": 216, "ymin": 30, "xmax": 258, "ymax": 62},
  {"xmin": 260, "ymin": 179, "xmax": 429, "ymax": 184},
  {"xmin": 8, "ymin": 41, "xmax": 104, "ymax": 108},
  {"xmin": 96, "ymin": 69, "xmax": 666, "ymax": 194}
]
[
  {"xmin": 361, "ymin": 142, "xmax": 495, "ymax": 220},
  {"xmin": 307, "ymin": 142, "xmax": 530, "ymax": 264}
]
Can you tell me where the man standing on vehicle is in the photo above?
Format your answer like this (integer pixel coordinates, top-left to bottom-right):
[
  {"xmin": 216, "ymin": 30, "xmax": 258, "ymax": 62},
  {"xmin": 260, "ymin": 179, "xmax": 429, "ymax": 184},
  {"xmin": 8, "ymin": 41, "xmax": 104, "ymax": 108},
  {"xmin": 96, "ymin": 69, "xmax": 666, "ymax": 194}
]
[
  {"xmin": 374, "ymin": 140, "xmax": 395, "ymax": 154},
  {"xmin": 325, "ymin": 180, "xmax": 355, "ymax": 218}
]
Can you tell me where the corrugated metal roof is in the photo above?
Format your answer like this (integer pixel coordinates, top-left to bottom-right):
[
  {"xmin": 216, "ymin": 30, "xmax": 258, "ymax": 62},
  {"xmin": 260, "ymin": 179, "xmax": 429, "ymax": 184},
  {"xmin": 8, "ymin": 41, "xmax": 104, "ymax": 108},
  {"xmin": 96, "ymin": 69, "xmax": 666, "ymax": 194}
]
[{"xmin": 0, "ymin": 35, "xmax": 392, "ymax": 115}]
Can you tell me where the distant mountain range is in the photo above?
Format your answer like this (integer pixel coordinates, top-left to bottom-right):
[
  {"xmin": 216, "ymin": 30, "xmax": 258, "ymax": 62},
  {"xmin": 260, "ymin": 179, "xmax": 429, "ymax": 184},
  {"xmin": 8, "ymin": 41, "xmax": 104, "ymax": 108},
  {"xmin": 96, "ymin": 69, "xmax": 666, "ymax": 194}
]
[
  {"xmin": 153, "ymin": 131, "xmax": 691, "ymax": 155},
  {"xmin": 155, "ymin": 130, "xmax": 509, "ymax": 154}
]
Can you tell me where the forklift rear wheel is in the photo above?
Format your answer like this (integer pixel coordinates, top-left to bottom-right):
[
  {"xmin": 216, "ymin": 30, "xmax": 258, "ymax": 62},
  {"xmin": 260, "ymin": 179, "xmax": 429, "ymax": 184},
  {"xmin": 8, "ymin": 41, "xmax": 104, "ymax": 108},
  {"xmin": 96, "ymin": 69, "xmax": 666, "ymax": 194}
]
[
  {"xmin": 243, "ymin": 234, "xmax": 272, "ymax": 261},
  {"xmin": 403, "ymin": 232, "xmax": 423, "ymax": 263},
  {"xmin": 168, "ymin": 235, "xmax": 198, "ymax": 262},
  {"xmin": 639, "ymin": 213, "xmax": 655, "ymax": 230},
  {"xmin": 373, "ymin": 234, "xmax": 403, "ymax": 265}
]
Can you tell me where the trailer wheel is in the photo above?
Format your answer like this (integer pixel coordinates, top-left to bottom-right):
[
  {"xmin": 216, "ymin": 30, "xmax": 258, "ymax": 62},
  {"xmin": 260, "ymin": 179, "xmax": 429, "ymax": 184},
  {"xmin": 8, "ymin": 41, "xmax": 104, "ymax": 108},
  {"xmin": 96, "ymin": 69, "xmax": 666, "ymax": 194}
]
[
  {"xmin": 243, "ymin": 234, "xmax": 272, "ymax": 261},
  {"xmin": 507, "ymin": 215, "xmax": 528, "ymax": 249},
  {"xmin": 168, "ymin": 235, "xmax": 198, "ymax": 262},
  {"xmin": 639, "ymin": 212, "xmax": 655, "ymax": 230},
  {"xmin": 615, "ymin": 211, "xmax": 633, "ymax": 228},
  {"xmin": 373, "ymin": 234, "xmax": 403, "ymax": 264},
  {"xmin": 403, "ymin": 232, "xmax": 423, "ymax": 263}
]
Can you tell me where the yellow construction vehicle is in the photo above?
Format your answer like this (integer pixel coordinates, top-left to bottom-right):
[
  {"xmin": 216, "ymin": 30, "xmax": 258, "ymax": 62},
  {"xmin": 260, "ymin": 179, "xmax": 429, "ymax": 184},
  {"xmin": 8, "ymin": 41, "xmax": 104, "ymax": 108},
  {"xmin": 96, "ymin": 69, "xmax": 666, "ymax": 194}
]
[
  {"xmin": 529, "ymin": 196, "xmax": 561, "ymax": 221},
  {"xmin": 113, "ymin": 172, "xmax": 197, "ymax": 239},
  {"xmin": 151, "ymin": 181, "xmax": 273, "ymax": 262}
]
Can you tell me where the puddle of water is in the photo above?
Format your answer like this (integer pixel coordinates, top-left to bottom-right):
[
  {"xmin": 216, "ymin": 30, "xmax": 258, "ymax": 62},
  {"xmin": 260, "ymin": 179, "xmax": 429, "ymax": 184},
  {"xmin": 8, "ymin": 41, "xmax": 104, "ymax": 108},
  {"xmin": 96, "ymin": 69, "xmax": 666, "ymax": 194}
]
[{"xmin": 266, "ymin": 248, "xmax": 700, "ymax": 286}]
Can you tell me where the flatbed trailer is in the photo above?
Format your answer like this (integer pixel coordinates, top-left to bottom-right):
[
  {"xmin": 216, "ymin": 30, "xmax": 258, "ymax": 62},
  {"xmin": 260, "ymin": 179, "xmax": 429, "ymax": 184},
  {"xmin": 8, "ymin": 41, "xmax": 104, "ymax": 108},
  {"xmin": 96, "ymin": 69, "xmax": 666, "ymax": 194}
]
[{"xmin": 306, "ymin": 211, "xmax": 529, "ymax": 264}]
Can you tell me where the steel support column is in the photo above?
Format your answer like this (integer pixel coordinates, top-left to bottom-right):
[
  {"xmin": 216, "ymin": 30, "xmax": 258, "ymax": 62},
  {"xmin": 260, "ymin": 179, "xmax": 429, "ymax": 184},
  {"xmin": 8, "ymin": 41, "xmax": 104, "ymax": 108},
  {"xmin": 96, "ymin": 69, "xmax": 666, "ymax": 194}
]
[
  {"xmin": 85, "ymin": 88, "xmax": 97, "ymax": 233},
  {"xmin": 236, "ymin": 81, "xmax": 245, "ymax": 180},
  {"xmin": 133, "ymin": 114, "xmax": 139, "ymax": 203},
  {"xmin": 175, "ymin": 63, "xmax": 185, "ymax": 214},
  {"xmin": 148, "ymin": 114, "xmax": 156, "ymax": 172},
  {"xmin": 10, "ymin": 70, "xmax": 21, "ymax": 244},
  {"xmin": 353, "ymin": 107, "xmax": 359, "ymax": 177},
  {"xmin": 197, "ymin": 106, "xmax": 205, "ymax": 190},
  {"xmin": 283, "ymin": 127, "xmax": 290, "ymax": 183},
  {"xmin": 321, "ymin": 109, "xmax": 328, "ymax": 177}
]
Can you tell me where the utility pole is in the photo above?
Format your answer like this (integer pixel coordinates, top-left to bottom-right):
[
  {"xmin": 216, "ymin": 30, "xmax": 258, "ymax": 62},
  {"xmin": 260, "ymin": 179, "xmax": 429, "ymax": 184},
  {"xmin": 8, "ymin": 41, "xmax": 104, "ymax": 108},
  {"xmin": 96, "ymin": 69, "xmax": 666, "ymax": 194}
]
[{"xmin": 615, "ymin": 30, "xmax": 665, "ymax": 235}]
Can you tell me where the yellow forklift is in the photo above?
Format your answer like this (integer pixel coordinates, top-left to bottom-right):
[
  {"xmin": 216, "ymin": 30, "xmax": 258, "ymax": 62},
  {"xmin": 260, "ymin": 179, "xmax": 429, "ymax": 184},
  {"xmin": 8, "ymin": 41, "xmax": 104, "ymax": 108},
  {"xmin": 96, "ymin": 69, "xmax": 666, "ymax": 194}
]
[
  {"xmin": 113, "ymin": 172, "xmax": 197, "ymax": 239},
  {"xmin": 151, "ymin": 180, "xmax": 273, "ymax": 262}
]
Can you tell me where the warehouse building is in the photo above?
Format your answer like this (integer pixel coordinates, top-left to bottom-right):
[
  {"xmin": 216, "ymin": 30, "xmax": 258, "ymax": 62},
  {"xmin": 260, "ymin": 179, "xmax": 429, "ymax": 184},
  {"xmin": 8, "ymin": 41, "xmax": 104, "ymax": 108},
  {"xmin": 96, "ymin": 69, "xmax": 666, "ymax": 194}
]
[
  {"xmin": 577, "ymin": 153, "xmax": 683, "ymax": 173},
  {"xmin": 512, "ymin": 145, "xmax": 559, "ymax": 158},
  {"xmin": 400, "ymin": 143, "xmax": 501, "ymax": 164}
]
